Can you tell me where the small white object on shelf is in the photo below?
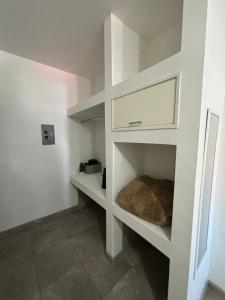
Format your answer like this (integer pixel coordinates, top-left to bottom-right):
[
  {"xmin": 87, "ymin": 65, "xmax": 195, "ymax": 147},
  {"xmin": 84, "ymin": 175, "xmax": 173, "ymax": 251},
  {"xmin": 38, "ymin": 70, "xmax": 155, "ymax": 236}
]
[{"xmin": 70, "ymin": 172, "xmax": 106, "ymax": 209}]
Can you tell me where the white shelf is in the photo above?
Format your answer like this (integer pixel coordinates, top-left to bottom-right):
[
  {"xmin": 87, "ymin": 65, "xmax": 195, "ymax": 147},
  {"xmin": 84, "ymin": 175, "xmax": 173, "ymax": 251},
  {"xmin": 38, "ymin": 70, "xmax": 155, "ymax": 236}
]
[
  {"xmin": 112, "ymin": 203, "xmax": 171, "ymax": 258},
  {"xmin": 70, "ymin": 172, "xmax": 106, "ymax": 209},
  {"xmin": 67, "ymin": 91, "xmax": 105, "ymax": 120},
  {"xmin": 111, "ymin": 130, "xmax": 177, "ymax": 146}
]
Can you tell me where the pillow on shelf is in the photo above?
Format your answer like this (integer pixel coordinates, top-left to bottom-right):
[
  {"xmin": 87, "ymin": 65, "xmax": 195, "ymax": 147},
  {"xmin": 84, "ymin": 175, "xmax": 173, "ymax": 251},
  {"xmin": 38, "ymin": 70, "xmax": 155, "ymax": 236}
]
[{"xmin": 116, "ymin": 175, "xmax": 174, "ymax": 226}]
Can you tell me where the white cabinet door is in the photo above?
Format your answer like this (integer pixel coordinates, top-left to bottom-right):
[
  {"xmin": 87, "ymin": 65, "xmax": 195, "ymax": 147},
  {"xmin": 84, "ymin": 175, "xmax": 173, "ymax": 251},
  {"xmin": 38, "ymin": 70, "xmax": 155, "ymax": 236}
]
[{"xmin": 112, "ymin": 77, "xmax": 179, "ymax": 131}]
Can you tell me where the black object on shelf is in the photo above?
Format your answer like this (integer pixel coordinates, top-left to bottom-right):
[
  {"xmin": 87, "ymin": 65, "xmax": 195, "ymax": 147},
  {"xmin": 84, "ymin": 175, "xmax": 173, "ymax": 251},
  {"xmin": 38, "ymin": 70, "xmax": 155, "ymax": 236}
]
[
  {"xmin": 102, "ymin": 168, "xmax": 106, "ymax": 189},
  {"xmin": 87, "ymin": 159, "xmax": 98, "ymax": 165},
  {"xmin": 79, "ymin": 159, "xmax": 101, "ymax": 174},
  {"xmin": 79, "ymin": 162, "xmax": 85, "ymax": 172}
]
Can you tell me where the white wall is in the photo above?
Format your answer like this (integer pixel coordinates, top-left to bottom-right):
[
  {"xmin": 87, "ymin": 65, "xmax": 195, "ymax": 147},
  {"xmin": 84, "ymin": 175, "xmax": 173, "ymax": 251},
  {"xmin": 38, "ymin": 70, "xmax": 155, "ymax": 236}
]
[
  {"xmin": 144, "ymin": 145, "xmax": 176, "ymax": 181},
  {"xmin": 93, "ymin": 118, "xmax": 106, "ymax": 167},
  {"xmin": 181, "ymin": 0, "xmax": 225, "ymax": 296},
  {"xmin": 147, "ymin": 22, "xmax": 182, "ymax": 67},
  {"xmin": 111, "ymin": 14, "xmax": 148, "ymax": 85},
  {"xmin": 91, "ymin": 73, "xmax": 105, "ymax": 95},
  {"xmin": 203, "ymin": 0, "xmax": 225, "ymax": 291},
  {"xmin": 67, "ymin": 75, "xmax": 91, "ymax": 108},
  {"xmin": 0, "ymin": 50, "xmax": 90, "ymax": 231}
]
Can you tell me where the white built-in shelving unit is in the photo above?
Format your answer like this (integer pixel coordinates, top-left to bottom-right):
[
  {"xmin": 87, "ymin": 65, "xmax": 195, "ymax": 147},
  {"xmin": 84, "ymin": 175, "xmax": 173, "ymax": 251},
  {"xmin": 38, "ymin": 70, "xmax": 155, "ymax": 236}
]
[{"xmin": 67, "ymin": 1, "xmax": 220, "ymax": 299}]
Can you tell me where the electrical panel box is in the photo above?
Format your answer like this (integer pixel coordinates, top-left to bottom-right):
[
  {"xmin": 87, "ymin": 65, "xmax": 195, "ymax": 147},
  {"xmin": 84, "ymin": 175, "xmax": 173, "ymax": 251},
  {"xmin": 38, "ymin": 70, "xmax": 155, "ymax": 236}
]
[{"xmin": 41, "ymin": 124, "xmax": 55, "ymax": 145}]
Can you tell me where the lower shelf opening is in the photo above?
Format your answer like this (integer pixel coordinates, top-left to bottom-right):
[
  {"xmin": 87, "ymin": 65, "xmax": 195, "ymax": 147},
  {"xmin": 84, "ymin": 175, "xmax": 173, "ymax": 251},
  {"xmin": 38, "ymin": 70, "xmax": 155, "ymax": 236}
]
[
  {"xmin": 76, "ymin": 192, "xmax": 169, "ymax": 300},
  {"xmin": 78, "ymin": 191, "xmax": 106, "ymax": 228},
  {"xmin": 122, "ymin": 224, "xmax": 169, "ymax": 300},
  {"xmin": 113, "ymin": 203, "xmax": 171, "ymax": 258},
  {"xmin": 113, "ymin": 142, "xmax": 176, "ymax": 257}
]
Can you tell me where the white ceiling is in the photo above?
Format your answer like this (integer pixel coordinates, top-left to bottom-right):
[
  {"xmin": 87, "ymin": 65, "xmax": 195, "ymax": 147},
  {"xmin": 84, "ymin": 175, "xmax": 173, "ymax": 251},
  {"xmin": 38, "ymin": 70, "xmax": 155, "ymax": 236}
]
[{"xmin": 0, "ymin": 0, "xmax": 183, "ymax": 79}]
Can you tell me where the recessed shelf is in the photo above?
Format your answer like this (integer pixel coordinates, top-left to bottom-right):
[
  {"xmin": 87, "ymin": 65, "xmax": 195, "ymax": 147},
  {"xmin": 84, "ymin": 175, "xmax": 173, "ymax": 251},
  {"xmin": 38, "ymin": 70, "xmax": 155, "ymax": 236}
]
[
  {"xmin": 113, "ymin": 203, "xmax": 171, "ymax": 258},
  {"xmin": 67, "ymin": 91, "xmax": 105, "ymax": 120},
  {"xmin": 70, "ymin": 172, "xmax": 106, "ymax": 209}
]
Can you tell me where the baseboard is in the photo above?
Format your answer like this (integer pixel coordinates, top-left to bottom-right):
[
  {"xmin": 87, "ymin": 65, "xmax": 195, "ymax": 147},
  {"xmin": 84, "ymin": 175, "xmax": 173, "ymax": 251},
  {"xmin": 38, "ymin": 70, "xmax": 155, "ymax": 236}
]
[
  {"xmin": 208, "ymin": 280, "xmax": 225, "ymax": 299},
  {"xmin": 0, "ymin": 205, "xmax": 78, "ymax": 235}
]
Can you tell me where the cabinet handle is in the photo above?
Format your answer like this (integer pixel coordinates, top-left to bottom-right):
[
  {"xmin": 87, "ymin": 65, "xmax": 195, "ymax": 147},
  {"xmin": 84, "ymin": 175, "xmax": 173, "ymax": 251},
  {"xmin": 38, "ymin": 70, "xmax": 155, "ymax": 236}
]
[{"xmin": 128, "ymin": 121, "xmax": 142, "ymax": 127}]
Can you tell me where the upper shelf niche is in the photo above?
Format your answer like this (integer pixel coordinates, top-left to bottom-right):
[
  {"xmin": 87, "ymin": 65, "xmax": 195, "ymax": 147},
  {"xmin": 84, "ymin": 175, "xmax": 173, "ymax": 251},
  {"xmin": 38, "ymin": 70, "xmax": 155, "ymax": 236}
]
[{"xmin": 110, "ymin": 1, "xmax": 183, "ymax": 86}]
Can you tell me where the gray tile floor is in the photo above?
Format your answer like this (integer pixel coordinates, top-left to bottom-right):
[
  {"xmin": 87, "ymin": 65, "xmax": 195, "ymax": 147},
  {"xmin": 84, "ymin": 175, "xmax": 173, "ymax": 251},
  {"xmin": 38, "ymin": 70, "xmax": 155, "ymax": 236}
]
[{"xmin": 0, "ymin": 193, "xmax": 223, "ymax": 300}]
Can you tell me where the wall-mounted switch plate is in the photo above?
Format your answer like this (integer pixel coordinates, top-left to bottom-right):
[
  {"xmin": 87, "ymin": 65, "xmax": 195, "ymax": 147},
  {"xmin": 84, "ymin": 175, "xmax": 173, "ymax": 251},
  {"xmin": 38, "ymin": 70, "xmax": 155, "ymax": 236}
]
[{"xmin": 41, "ymin": 124, "xmax": 55, "ymax": 145}]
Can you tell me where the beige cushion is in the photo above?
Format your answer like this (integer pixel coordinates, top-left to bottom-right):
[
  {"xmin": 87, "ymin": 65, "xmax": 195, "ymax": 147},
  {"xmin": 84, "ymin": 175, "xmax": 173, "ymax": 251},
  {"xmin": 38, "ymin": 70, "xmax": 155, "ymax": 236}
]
[{"xmin": 116, "ymin": 175, "xmax": 174, "ymax": 226}]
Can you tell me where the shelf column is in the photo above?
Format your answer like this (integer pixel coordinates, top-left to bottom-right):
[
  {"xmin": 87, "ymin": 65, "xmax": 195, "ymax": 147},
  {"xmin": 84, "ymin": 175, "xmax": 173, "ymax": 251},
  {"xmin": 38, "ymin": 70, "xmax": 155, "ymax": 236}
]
[
  {"xmin": 104, "ymin": 14, "xmax": 123, "ymax": 258},
  {"xmin": 168, "ymin": 0, "xmax": 209, "ymax": 299}
]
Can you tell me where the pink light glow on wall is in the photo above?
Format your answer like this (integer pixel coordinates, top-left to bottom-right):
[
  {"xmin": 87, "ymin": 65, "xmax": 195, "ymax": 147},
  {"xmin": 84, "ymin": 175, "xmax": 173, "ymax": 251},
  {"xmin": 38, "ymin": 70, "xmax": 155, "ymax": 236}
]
[{"xmin": 35, "ymin": 61, "xmax": 76, "ymax": 83}]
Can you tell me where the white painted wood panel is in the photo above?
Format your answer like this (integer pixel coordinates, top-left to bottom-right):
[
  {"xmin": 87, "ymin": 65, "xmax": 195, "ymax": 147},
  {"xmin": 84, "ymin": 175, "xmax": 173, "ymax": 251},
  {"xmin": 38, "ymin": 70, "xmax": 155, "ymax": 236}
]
[{"xmin": 112, "ymin": 77, "xmax": 178, "ymax": 131}]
